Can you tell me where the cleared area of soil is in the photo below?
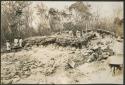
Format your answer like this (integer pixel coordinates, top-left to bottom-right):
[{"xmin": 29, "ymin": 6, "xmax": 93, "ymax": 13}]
[{"xmin": 1, "ymin": 32, "xmax": 123, "ymax": 84}]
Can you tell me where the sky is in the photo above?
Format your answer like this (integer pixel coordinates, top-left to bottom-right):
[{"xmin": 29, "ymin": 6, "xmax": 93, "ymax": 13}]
[{"xmin": 42, "ymin": 1, "xmax": 123, "ymax": 18}]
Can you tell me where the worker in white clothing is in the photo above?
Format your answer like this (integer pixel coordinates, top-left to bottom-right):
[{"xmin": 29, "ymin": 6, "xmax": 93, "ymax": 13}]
[
  {"xmin": 69, "ymin": 30, "xmax": 73, "ymax": 37},
  {"xmin": 76, "ymin": 30, "xmax": 81, "ymax": 38},
  {"xmin": 6, "ymin": 40, "xmax": 11, "ymax": 52},
  {"xmin": 19, "ymin": 37, "xmax": 23, "ymax": 47},
  {"xmin": 14, "ymin": 37, "xmax": 19, "ymax": 47}
]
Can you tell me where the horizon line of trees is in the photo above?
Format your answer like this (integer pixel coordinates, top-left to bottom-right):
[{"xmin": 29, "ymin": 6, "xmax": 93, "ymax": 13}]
[{"xmin": 1, "ymin": 1, "xmax": 123, "ymax": 46}]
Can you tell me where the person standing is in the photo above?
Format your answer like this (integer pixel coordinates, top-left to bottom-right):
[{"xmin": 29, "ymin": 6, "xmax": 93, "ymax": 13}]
[
  {"xmin": 19, "ymin": 37, "xmax": 23, "ymax": 47},
  {"xmin": 6, "ymin": 40, "xmax": 11, "ymax": 52},
  {"xmin": 76, "ymin": 30, "xmax": 81, "ymax": 38},
  {"xmin": 69, "ymin": 30, "xmax": 73, "ymax": 37},
  {"xmin": 14, "ymin": 37, "xmax": 19, "ymax": 48}
]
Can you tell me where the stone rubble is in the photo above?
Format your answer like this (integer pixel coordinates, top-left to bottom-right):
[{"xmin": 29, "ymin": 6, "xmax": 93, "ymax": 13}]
[{"xmin": 1, "ymin": 31, "xmax": 123, "ymax": 84}]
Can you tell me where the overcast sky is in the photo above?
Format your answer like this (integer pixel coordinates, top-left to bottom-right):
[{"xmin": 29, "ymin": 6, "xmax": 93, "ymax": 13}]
[{"xmin": 42, "ymin": 1, "xmax": 123, "ymax": 18}]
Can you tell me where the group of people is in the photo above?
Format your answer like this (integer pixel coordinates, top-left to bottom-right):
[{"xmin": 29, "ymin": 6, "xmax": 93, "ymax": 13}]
[
  {"xmin": 6, "ymin": 37, "xmax": 23, "ymax": 52},
  {"xmin": 68, "ymin": 30, "xmax": 82, "ymax": 38}
]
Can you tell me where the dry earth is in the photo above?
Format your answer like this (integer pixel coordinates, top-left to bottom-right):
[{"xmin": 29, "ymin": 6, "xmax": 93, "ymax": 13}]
[{"xmin": 1, "ymin": 34, "xmax": 123, "ymax": 84}]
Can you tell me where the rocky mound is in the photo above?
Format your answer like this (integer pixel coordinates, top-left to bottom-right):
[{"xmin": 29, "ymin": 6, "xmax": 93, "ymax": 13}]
[{"xmin": 23, "ymin": 32, "xmax": 97, "ymax": 48}]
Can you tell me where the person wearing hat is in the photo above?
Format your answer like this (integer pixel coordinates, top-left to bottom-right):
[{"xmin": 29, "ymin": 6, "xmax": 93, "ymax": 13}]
[{"xmin": 6, "ymin": 40, "xmax": 11, "ymax": 52}]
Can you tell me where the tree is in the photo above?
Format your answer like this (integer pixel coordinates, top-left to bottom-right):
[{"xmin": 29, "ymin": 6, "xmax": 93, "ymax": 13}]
[
  {"xmin": 68, "ymin": 1, "xmax": 92, "ymax": 34},
  {"xmin": 1, "ymin": 1, "xmax": 31, "ymax": 44},
  {"xmin": 49, "ymin": 8, "xmax": 63, "ymax": 33}
]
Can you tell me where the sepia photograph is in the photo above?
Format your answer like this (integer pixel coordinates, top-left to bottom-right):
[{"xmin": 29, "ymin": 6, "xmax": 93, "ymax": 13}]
[{"xmin": 1, "ymin": 1, "xmax": 124, "ymax": 84}]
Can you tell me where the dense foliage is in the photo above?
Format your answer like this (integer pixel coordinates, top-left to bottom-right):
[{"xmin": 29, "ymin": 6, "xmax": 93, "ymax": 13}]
[{"xmin": 1, "ymin": 1, "xmax": 123, "ymax": 45}]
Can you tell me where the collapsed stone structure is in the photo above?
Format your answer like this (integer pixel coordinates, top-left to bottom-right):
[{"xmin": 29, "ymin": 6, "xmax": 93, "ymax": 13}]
[{"xmin": 1, "ymin": 29, "xmax": 123, "ymax": 84}]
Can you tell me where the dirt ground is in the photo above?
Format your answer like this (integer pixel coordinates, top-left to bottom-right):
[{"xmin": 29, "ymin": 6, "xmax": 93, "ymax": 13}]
[
  {"xmin": 1, "ymin": 43, "xmax": 123, "ymax": 84},
  {"xmin": 1, "ymin": 33, "xmax": 124, "ymax": 84}
]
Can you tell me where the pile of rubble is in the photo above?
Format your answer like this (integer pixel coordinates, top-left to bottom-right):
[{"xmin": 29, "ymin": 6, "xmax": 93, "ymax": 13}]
[
  {"xmin": 1, "ymin": 49, "xmax": 68, "ymax": 84},
  {"xmin": 1, "ymin": 53, "xmax": 41, "ymax": 84},
  {"xmin": 67, "ymin": 31, "xmax": 116, "ymax": 68},
  {"xmin": 23, "ymin": 32, "xmax": 96, "ymax": 49},
  {"xmin": 1, "ymin": 30, "xmax": 123, "ymax": 84}
]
